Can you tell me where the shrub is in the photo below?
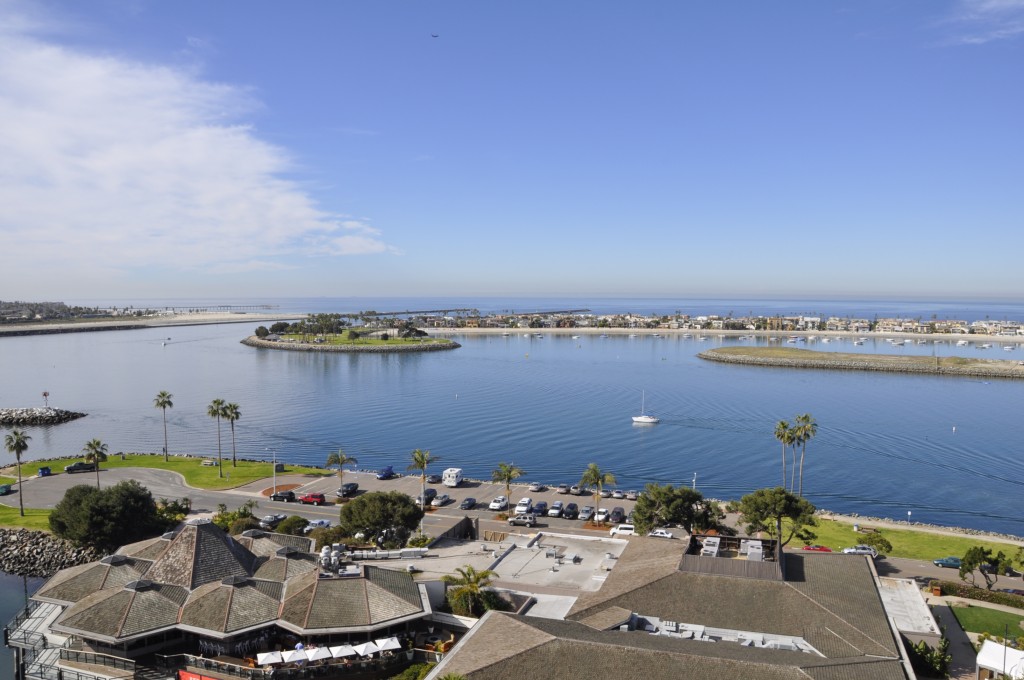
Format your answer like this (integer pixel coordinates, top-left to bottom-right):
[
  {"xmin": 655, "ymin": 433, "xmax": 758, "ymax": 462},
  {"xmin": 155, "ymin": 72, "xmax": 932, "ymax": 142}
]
[
  {"xmin": 407, "ymin": 534, "xmax": 432, "ymax": 548},
  {"xmin": 930, "ymin": 580, "xmax": 1024, "ymax": 608},
  {"xmin": 49, "ymin": 480, "xmax": 169, "ymax": 552},
  {"xmin": 229, "ymin": 517, "xmax": 262, "ymax": 535},
  {"xmin": 255, "ymin": 326, "xmax": 270, "ymax": 338},
  {"xmin": 276, "ymin": 515, "xmax": 310, "ymax": 535},
  {"xmin": 388, "ymin": 662, "xmax": 434, "ymax": 680}
]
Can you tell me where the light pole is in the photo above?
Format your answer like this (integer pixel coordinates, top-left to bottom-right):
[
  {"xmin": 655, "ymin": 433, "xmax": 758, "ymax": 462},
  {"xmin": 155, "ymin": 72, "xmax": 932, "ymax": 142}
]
[
  {"xmin": 266, "ymin": 448, "xmax": 277, "ymax": 494},
  {"xmin": 907, "ymin": 510, "xmax": 911, "ymax": 525},
  {"xmin": 692, "ymin": 472, "xmax": 697, "ymax": 491}
]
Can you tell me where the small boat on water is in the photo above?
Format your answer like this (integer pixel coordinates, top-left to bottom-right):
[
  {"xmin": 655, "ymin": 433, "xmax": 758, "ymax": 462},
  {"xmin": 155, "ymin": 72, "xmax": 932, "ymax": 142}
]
[
  {"xmin": 956, "ymin": 340, "xmax": 969, "ymax": 347},
  {"xmin": 979, "ymin": 343, "xmax": 992, "ymax": 349},
  {"xmin": 853, "ymin": 340, "xmax": 864, "ymax": 345},
  {"xmin": 571, "ymin": 335, "xmax": 580, "ymax": 339},
  {"xmin": 632, "ymin": 391, "xmax": 659, "ymax": 424}
]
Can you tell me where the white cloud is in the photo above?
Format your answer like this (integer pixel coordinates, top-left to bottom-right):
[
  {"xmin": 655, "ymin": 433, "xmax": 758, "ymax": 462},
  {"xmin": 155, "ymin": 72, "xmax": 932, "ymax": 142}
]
[
  {"xmin": 0, "ymin": 5, "xmax": 395, "ymax": 295},
  {"xmin": 944, "ymin": 0, "xmax": 1024, "ymax": 43}
]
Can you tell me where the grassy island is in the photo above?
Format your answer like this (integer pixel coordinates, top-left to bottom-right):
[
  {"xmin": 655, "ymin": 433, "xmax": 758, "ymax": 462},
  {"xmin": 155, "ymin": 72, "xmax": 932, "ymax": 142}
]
[
  {"xmin": 699, "ymin": 346, "xmax": 1024, "ymax": 379},
  {"xmin": 242, "ymin": 333, "xmax": 460, "ymax": 353}
]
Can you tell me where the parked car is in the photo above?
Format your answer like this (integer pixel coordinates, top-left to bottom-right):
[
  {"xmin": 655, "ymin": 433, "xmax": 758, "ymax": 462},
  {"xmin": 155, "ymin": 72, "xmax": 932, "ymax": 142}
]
[
  {"xmin": 431, "ymin": 493, "xmax": 452, "ymax": 507},
  {"xmin": 508, "ymin": 513, "xmax": 537, "ymax": 527},
  {"xmin": 64, "ymin": 461, "xmax": 96, "ymax": 474},
  {"xmin": 598, "ymin": 488, "xmax": 612, "ymax": 498},
  {"xmin": 528, "ymin": 481, "xmax": 545, "ymax": 492},
  {"xmin": 570, "ymin": 484, "xmax": 583, "ymax": 495},
  {"xmin": 303, "ymin": 519, "xmax": 331, "ymax": 534},
  {"xmin": 578, "ymin": 506, "xmax": 595, "ymax": 521},
  {"xmin": 625, "ymin": 490, "xmax": 639, "ymax": 501},
  {"xmin": 842, "ymin": 545, "xmax": 878, "ymax": 557},
  {"xmin": 648, "ymin": 528, "xmax": 674, "ymax": 539},
  {"xmin": 933, "ymin": 556, "xmax": 961, "ymax": 568},
  {"xmin": 375, "ymin": 466, "xmax": 396, "ymax": 480},
  {"xmin": 611, "ymin": 489, "xmax": 625, "ymax": 499},
  {"xmin": 258, "ymin": 514, "xmax": 286, "ymax": 529},
  {"xmin": 609, "ymin": 523, "xmax": 635, "ymax": 536},
  {"xmin": 556, "ymin": 484, "xmax": 570, "ymax": 495},
  {"xmin": 459, "ymin": 497, "xmax": 477, "ymax": 510},
  {"xmin": 298, "ymin": 493, "xmax": 327, "ymax": 506},
  {"xmin": 416, "ymin": 488, "xmax": 438, "ymax": 505},
  {"xmin": 489, "ymin": 496, "xmax": 508, "ymax": 511},
  {"xmin": 532, "ymin": 501, "xmax": 548, "ymax": 516},
  {"xmin": 270, "ymin": 490, "xmax": 295, "ymax": 502},
  {"xmin": 426, "ymin": 474, "xmax": 442, "ymax": 484},
  {"xmin": 609, "ymin": 506, "xmax": 626, "ymax": 524},
  {"xmin": 548, "ymin": 501, "xmax": 564, "ymax": 518},
  {"xmin": 563, "ymin": 502, "xmax": 580, "ymax": 519},
  {"xmin": 1002, "ymin": 588, "xmax": 1024, "ymax": 596},
  {"xmin": 515, "ymin": 497, "xmax": 533, "ymax": 514},
  {"xmin": 594, "ymin": 508, "xmax": 609, "ymax": 523},
  {"xmin": 801, "ymin": 545, "xmax": 833, "ymax": 552},
  {"xmin": 336, "ymin": 482, "xmax": 359, "ymax": 497}
]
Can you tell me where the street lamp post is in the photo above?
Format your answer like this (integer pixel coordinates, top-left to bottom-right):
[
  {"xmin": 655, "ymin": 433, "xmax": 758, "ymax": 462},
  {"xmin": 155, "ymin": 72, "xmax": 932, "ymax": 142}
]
[
  {"xmin": 692, "ymin": 472, "xmax": 697, "ymax": 491},
  {"xmin": 907, "ymin": 510, "xmax": 912, "ymax": 524},
  {"xmin": 266, "ymin": 448, "xmax": 277, "ymax": 493}
]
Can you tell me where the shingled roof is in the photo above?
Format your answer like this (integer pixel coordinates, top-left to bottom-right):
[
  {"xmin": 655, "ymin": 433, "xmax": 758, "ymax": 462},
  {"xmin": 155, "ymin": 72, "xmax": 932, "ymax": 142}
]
[
  {"xmin": 52, "ymin": 580, "xmax": 189, "ymax": 643},
  {"xmin": 144, "ymin": 521, "xmax": 254, "ymax": 588},
  {"xmin": 34, "ymin": 555, "xmax": 151, "ymax": 605}
]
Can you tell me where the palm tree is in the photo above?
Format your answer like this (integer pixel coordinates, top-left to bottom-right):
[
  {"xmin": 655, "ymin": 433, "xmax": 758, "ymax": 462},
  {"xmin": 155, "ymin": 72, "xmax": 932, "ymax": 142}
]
[
  {"xmin": 223, "ymin": 402, "xmax": 241, "ymax": 467},
  {"xmin": 774, "ymin": 420, "xmax": 794, "ymax": 490},
  {"xmin": 491, "ymin": 462, "xmax": 524, "ymax": 498},
  {"xmin": 325, "ymin": 449, "xmax": 358, "ymax": 488},
  {"xmin": 580, "ymin": 463, "xmax": 616, "ymax": 525},
  {"xmin": 82, "ymin": 438, "xmax": 108, "ymax": 489},
  {"xmin": 4, "ymin": 429, "xmax": 30, "ymax": 517},
  {"xmin": 207, "ymin": 398, "xmax": 226, "ymax": 477},
  {"xmin": 795, "ymin": 413, "xmax": 817, "ymax": 496},
  {"xmin": 440, "ymin": 565, "xmax": 498, "ymax": 617},
  {"xmin": 153, "ymin": 391, "xmax": 173, "ymax": 462},
  {"xmin": 407, "ymin": 449, "xmax": 438, "ymax": 526}
]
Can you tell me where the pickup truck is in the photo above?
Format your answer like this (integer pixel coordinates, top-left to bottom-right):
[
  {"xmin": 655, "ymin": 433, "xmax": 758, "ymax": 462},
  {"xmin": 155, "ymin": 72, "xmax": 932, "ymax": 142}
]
[
  {"xmin": 297, "ymin": 493, "xmax": 327, "ymax": 506},
  {"xmin": 64, "ymin": 461, "xmax": 97, "ymax": 474}
]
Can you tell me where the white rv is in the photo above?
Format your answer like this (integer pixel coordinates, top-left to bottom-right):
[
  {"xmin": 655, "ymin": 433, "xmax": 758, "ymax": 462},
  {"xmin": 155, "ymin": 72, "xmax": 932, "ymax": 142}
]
[{"xmin": 442, "ymin": 467, "xmax": 463, "ymax": 487}]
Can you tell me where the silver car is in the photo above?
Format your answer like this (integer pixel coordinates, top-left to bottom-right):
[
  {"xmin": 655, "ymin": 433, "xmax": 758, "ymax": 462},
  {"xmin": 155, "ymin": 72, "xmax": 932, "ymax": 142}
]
[{"xmin": 578, "ymin": 505, "xmax": 595, "ymax": 521}]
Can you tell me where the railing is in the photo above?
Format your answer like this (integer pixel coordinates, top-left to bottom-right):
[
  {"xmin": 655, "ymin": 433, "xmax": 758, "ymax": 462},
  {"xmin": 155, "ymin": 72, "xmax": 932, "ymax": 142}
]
[
  {"xmin": 154, "ymin": 651, "xmax": 417, "ymax": 680},
  {"xmin": 59, "ymin": 648, "xmax": 136, "ymax": 673}
]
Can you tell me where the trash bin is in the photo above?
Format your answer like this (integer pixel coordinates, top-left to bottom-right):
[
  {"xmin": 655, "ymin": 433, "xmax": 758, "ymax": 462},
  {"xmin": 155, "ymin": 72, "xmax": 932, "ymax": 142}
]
[
  {"xmin": 274, "ymin": 463, "xmax": 285, "ymax": 472},
  {"xmin": 38, "ymin": 466, "xmax": 51, "ymax": 477},
  {"xmin": 931, "ymin": 585, "xmax": 942, "ymax": 597}
]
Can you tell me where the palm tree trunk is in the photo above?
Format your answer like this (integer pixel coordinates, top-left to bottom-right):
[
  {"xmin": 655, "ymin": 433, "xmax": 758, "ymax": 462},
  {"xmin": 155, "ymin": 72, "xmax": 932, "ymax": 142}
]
[
  {"xmin": 798, "ymin": 443, "xmax": 806, "ymax": 496},
  {"xmin": 790, "ymin": 447, "xmax": 798, "ymax": 492},
  {"xmin": 230, "ymin": 421, "xmax": 237, "ymax": 467},
  {"xmin": 162, "ymin": 408, "xmax": 169, "ymax": 462},
  {"xmin": 216, "ymin": 416, "xmax": 223, "ymax": 478},
  {"xmin": 95, "ymin": 465, "xmax": 100, "ymax": 490},
  {"xmin": 16, "ymin": 460, "xmax": 24, "ymax": 517},
  {"xmin": 781, "ymin": 443, "xmax": 787, "ymax": 489}
]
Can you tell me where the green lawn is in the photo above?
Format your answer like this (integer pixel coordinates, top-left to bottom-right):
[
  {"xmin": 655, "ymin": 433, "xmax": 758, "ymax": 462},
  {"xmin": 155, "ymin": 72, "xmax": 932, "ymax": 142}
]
[
  {"xmin": 951, "ymin": 605, "xmax": 1024, "ymax": 636},
  {"xmin": 281, "ymin": 333, "xmax": 453, "ymax": 347},
  {"xmin": 0, "ymin": 475, "xmax": 14, "ymax": 485},
  {"xmin": 0, "ymin": 505, "xmax": 53, "ymax": 531},
  {"xmin": 791, "ymin": 517, "xmax": 1022, "ymax": 562}
]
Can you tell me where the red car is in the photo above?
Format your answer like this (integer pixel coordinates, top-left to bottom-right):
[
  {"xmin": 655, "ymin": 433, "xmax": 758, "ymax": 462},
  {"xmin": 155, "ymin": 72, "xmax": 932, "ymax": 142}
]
[
  {"xmin": 801, "ymin": 545, "xmax": 833, "ymax": 552},
  {"xmin": 298, "ymin": 493, "xmax": 327, "ymax": 506}
]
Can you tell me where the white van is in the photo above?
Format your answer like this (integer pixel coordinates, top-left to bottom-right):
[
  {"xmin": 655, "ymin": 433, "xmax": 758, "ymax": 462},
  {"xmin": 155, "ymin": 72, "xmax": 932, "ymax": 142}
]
[{"xmin": 442, "ymin": 467, "xmax": 463, "ymax": 487}]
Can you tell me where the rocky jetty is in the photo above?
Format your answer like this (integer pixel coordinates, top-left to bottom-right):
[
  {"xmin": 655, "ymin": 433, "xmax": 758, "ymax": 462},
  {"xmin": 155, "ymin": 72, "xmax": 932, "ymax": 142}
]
[
  {"xmin": 0, "ymin": 528, "xmax": 100, "ymax": 577},
  {"xmin": 0, "ymin": 407, "xmax": 87, "ymax": 426},
  {"xmin": 241, "ymin": 336, "xmax": 461, "ymax": 353}
]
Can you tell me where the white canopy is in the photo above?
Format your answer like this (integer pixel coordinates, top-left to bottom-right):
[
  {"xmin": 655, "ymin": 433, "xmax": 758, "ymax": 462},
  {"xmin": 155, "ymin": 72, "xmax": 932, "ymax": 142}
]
[
  {"xmin": 307, "ymin": 647, "xmax": 332, "ymax": 661},
  {"xmin": 375, "ymin": 637, "xmax": 402, "ymax": 651},
  {"xmin": 256, "ymin": 651, "xmax": 283, "ymax": 665},
  {"xmin": 281, "ymin": 649, "xmax": 308, "ymax": 663},
  {"xmin": 977, "ymin": 640, "xmax": 1024, "ymax": 678},
  {"xmin": 329, "ymin": 645, "xmax": 357, "ymax": 658},
  {"xmin": 353, "ymin": 641, "xmax": 380, "ymax": 656}
]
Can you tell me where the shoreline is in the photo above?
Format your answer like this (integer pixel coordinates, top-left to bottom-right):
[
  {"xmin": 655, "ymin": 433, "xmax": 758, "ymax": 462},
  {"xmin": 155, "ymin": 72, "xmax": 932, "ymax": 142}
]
[{"xmin": 0, "ymin": 311, "xmax": 305, "ymax": 337}]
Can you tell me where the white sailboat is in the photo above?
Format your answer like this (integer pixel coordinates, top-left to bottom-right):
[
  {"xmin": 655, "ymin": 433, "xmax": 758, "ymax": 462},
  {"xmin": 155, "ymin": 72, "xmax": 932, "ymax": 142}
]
[{"xmin": 632, "ymin": 391, "xmax": 660, "ymax": 424}]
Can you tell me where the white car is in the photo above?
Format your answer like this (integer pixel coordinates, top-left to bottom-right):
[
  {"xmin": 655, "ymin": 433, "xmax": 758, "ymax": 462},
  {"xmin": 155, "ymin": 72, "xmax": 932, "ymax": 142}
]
[
  {"xmin": 556, "ymin": 484, "xmax": 570, "ymax": 494},
  {"xmin": 528, "ymin": 482, "xmax": 545, "ymax": 492},
  {"xmin": 648, "ymin": 528, "xmax": 674, "ymax": 539},
  {"xmin": 515, "ymin": 497, "xmax": 533, "ymax": 514},
  {"xmin": 611, "ymin": 489, "xmax": 625, "ymax": 499},
  {"xmin": 488, "ymin": 496, "xmax": 508, "ymax": 511},
  {"xmin": 609, "ymin": 524, "xmax": 635, "ymax": 536},
  {"xmin": 842, "ymin": 545, "xmax": 878, "ymax": 557},
  {"xmin": 548, "ymin": 501, "xmax": 564, "ymax": 517},
  {"xmin": 303, "ymin": 519, "xmax": 331, "ymax": 534},
  {"xmin": 430, "ymin": 493, "xmax": 451, "ymax": 507},
  {"xmin": 594, "ymin": 508, "xmax": 610, "ymax": 522}
]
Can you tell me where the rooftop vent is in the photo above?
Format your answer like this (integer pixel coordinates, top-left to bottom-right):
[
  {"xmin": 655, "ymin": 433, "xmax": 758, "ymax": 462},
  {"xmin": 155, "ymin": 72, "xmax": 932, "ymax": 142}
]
[
  {"xmin": 124, "ymin": 579, "xmax": 153, "ymax": 592},
  {"xmin": 100, "ymin": 555, "xmax": 128, "ymax": 566},
  {"xmin": 221, "ymin": 575, "xmax": 248, "ymax": 587},
  {"xmin": 276, "ymin": 546, "xmax": 298, "ymax": 558}
]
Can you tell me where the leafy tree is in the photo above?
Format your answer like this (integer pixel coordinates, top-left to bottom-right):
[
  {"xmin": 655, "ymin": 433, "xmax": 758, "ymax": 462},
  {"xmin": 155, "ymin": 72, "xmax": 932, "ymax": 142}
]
[
  {"xmin": 337, "ymin": 491, "xmax": 423, "ymax": 548},
  {"xmin": 441, "ymin": 565, "xmax": 498, "ymax": 617},
  {"xmin": 276, "ymin": 515, "xmax": 310, "ymax": 536},
  {"xmin": 491, "ymin": 462, "xmax": 524, "ymax": 497},
  {"xmin": 229, "ymin": 517, "xmax": 262, "ymax": 535},
  {"xmin": 959, "ymin": 546, "xmax": 1012, "ymax": 590},
  {"xmin": 211, "ymin": 499, "xmax": 258, "ymax": 531},
  {"xmin": 270, "ymin": 321, "xmax": 290, "ymax": 334},
  {"xmin": 207, "ymin": 398, "xmax": 226, "ymax": 477},
  {"xmin": 82, "ymin": 438, "xmax": 108, "ymax": 489},
  {"xmin": 326, "ymin": 448, "xmax": 358, "ymax": 489},
  {"xmin": 223, "ymin": 402, "xmax": 241, "ymax": 467},
  {"xmin": 736, "ymin": 487, "xmax": 817, "ymax": 548},
  {"xmin": 153, "ymin": 390, "xmax": 173, "ymax": 462},
  {"xmin": 579, "ymin": 463, "xmax": 616, "ymax": 525},
  {"xmin": 631, "ymin": 484, "xmax": 708, "ymax": 535},
  {"xmin": 794, "ymin": 413, "xmax": 817, "ymax": 496},
  {"xmin": 255, "ymin": 325, "xmax": 270, "ymax": 338},
  {"xmin": 391, "ymin": 663, "xmax": 436, "ymax": 680},
  {"xmin": 346, "ymin": 329, "xmax": 360, "ymax": 341},
  {"xmin": 858, "ymin": 532, "xmax": 894, "ymax": 556},
  {"xmin": 49, "ymin": 480, "xmax": 168, "ymax": 552},
  {"xmin": 774, "ymin": 420, "xmax": 794, "ymax": 491},
  {"xmin": 3, "ymin": 428, "xmax": 30, "ymax": 517},
  {"xmin": 156, "ymin": 497, "xmax": 191, "ymax": 525}
]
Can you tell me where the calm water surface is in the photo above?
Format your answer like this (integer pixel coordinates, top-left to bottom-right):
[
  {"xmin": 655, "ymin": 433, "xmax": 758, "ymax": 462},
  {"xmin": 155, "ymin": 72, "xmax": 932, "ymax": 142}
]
[{"xmin": 2, "ymin": 320, "xmax": 1022, "ymax": 535}]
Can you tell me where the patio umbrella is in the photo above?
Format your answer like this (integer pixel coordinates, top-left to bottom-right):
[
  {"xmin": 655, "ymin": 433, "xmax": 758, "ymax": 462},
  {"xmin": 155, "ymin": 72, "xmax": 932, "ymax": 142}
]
[
  {"xmin": 375, "ymin": 637, "xmax": 402, "ymax": 651},
  {"xmin": 353, "ymin": 642, "xmax": 379, "ymax": 656},
  {"xmin": 282, "ymin": 649, "xmax": 308, "ymax": 663},
  {"xmin": 307, "ymin": 647, "xmax": 332, "ymax": 661},
  {"xmin": 256, "ymin": 651, "xmax": 283, "ymax": 665},
  {"xmin": 329, "ymin": 645, "xmax": 357, "ymax": 658}
]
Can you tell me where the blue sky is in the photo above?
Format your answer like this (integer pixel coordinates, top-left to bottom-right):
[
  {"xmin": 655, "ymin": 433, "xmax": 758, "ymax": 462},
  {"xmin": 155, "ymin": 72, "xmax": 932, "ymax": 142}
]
[{"xmin": 1, "ymin": 0, "xmax": 1021, "ymax": 301}]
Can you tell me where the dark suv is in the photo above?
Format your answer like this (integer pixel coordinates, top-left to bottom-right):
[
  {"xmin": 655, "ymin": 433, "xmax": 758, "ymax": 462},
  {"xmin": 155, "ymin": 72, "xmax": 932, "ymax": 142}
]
[
  {"xmin": 609, "ymin": 506, "xmax": 626, "ymax": 524},
  {"xmin": 415, "ymin": 488, "xmax": 437, "ymax": 505},
  {"xmin": 336, "ymin": 482, "xmax": 359, "ymax": 498},
  {"xmin": 270, "ymin": 490, "xmax": 296, "ymax": 502},
  {"xmin": 64, "ymin": 461, "xmax": 96, "ymax": 474},
  {"xmin": 563, "ymin": 502, "xmax": 580, "ymax": 519}
]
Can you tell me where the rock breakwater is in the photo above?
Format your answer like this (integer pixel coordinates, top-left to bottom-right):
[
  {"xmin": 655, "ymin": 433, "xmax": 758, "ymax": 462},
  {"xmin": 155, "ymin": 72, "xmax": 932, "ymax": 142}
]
[
  {"xmin": 241, "ymin": 336, "xmax": 461, "ymax": 353},
  {"xmin": 0, "ymin": 407, "xmax": 87, "ymax": 426},
  {"xmin": 0, "ymin": 528, "xmax": 100, "ymax": 577}
]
